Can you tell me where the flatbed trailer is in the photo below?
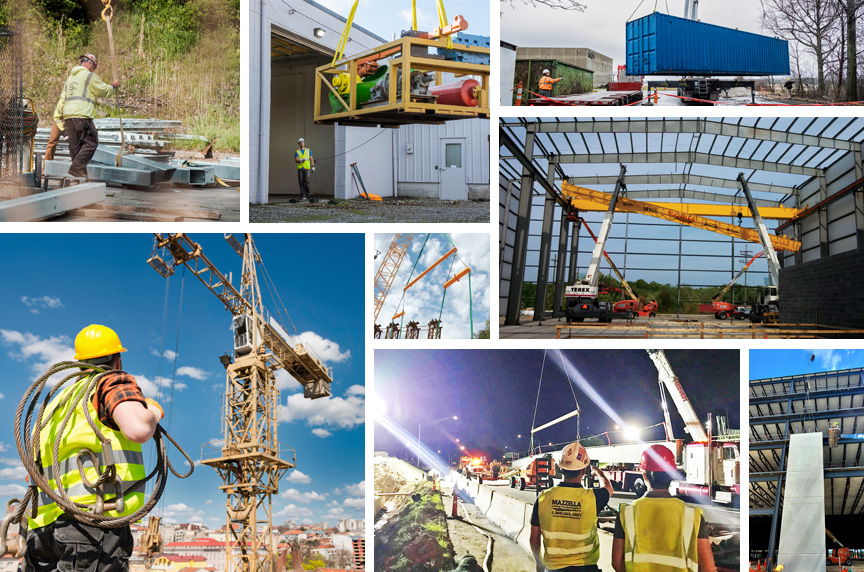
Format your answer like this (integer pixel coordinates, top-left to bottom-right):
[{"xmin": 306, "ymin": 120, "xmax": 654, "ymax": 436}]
[
  {"xmin": 647, "ymin": 79, "xmax": 756, "ymax": 104},
  {"xmin": 527, "ymin": 90, "xmax": 643, "ymax": 106}
]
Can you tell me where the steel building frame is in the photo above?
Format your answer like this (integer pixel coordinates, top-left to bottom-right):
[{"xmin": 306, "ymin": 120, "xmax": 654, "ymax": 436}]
[
  {"xmin": 499, "ymin": 117, "xmax": 864, "ymax": 325},
  {"xmin": 749, "ymin": 368, "xmax": 864, "ymax": 571}
]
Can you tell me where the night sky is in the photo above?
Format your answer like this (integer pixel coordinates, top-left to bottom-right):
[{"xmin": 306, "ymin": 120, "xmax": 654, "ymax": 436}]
[{"xmin": 374, "ymin": 349, "xmax": 739, "ymax": 463}]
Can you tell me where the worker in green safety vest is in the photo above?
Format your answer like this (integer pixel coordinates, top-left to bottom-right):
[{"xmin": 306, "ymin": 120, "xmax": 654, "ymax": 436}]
[
  {"xmin": 530, "ymin": 441, "xmax": 613, "ymax": 572},
  {"xmin": 611, "ymin": 444, "xmax": 716, "ymax": 572},
  {"xmin": 21, "ymin": 324, "xmax": 165, "ymax": 572},
  {"xmin": 295, "ymin": 137, "xmax": 316, "ymax": 199},
  {"xmin": 61, "ymin": 54, "xmax": 120, "ymax": 178}
]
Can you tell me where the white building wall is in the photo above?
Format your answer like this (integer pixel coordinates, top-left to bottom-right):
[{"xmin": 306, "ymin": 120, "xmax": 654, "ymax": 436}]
[
  {"xmin": 336, "ymin": 126, "xmax": 394, "ymax": 199},
  {"xmin": 396, "ymin": 119, "xmax": 489, "ymax": 191},
  {"xmin": 500, "ymin": 43, "xmax": 517, "ymax": 105}
]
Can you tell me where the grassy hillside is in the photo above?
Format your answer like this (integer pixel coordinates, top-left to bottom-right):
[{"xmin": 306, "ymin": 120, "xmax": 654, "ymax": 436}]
[{"xmin": 2, "ymin": 0, "xmax": 239, "ymax": 152}]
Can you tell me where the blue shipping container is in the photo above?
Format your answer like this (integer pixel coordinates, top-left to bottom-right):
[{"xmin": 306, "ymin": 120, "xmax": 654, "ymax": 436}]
[{"xmin": 626, "ymin": 13, "xmax": 790, "ymax": 76}]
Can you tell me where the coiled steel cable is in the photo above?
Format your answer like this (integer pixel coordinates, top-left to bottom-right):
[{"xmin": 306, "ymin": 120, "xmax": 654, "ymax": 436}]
[{"xmin": 8, "ymin": 361, "xmax": 194, "ymax": 532}]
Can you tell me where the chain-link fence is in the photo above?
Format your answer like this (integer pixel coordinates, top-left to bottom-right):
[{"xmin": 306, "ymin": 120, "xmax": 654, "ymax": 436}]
[{"xmin": 0, "ymin": 22, "xmax": 23, "ymax": 185}]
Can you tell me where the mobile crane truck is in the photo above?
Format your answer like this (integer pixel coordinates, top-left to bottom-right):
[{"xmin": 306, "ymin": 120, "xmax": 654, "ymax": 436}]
[{"xmin": 737, "ymin": 173, "xmax": 782, "ymax": 323}]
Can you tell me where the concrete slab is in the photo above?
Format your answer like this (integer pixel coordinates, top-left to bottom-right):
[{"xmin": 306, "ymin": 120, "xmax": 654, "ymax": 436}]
[
  {"xmin": 777, "ymin": 433, "xmax": 825, "ymax": 572},
  {"xmin": 0, "ymin": 183, "xmax": 106, "ymax": 221}
]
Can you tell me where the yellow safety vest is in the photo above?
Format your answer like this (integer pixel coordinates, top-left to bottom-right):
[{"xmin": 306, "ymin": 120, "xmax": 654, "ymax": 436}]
[
  {"xmin": 61, "ymin": 66, "xmax": 114, "ymax": 120},
  {"xmin": 52, "ymin": 95, "xmax": 65, "ymax": 131},
  {"xmin": 620, "ymin": 497, "xmax": 701, "ymax": 572},
  {"xmin": 536, "ymin": 485, "xmax": 600, "ymax": 569},
  {"xmin": 296, "ymin": 148, "xmax": 311, "ymax": 170},
  {"xmin": 27, "ymin": 376, "xmax": 146, "ymax": 529}
]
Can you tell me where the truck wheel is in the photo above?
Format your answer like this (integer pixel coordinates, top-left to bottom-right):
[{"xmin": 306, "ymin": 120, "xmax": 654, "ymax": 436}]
[
  {"xmin": 827, "ymin": 559, "xmax": 832, "ymax": 566},
  {"xmin": 519, "ymin": 478, "xmax": 526, "ymax": 491},
  {"xmin": 714, "ymin": 312, "xmax": 720, "ymax": 319},
  {"xmin": 633, "ymin": 478, "xmax": 647, "ymax": 498},
  {"xmin": 846, "ymin": 559, "xmax": 852, "ymax": 565},
  {"xmin": 718, "ymin": 312, "xmax": 727, "ymax": 320},
  {"xmin": 627, "ymin": 311, "xmax": 635, "ymax": 320},
  {"xmin": 509, "ymin": 476, "xmax": 516, "ymax": 488}
]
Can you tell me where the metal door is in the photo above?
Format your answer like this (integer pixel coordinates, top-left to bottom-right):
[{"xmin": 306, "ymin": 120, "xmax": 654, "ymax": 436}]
[{"xmin": 439, "ymin": 138, "xmax": 467, "ymax": 200}]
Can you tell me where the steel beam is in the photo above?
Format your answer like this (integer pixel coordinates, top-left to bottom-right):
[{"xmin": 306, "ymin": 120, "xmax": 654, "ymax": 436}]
[
  {"xmin": 751, "ymin": 407, "xmax": 864, "ymax": 425},
  {"xmin": 561, "ymin": 173, "xmax": 794, "ymax": 195},
  {"xmin": 569, "ymin": 198, "xmax": 798, "ymax": 219},
  {"xmin": 752, "ymin": 436, "xmax": 864, "ymax": 450},
  {"xmin": 0, "ymin": 183, "xmax": 106, "ymax": 221},
  {"xmin": 92, "ymin": 146, "xmax": 176, "ymax": 182},
  {"xmin": 498, "ymin": 118, "xmax": 859, "ymax": 151},
  {"xmin": 505, "ymin": 127, "xmax": 536, "ymax": 325},
  {"xmin": 554, "ymin": 151, "xmax": 820, "ymax": 176},
  {"xmin": 534, "ymin": 168, "xmax": 556, "ymax": 321},
  {"xmin": 750, "ymin": 370, "xmax": 864, "ymax": 388},
  {"xmin": 170, "ymin": 167, "xmax": 216, "ymax": 186},
  {"xmin": 623, "ymin": 189, "xmax": 782, "ymax": 207},
  {"xmin": 750, "ymin": 385, "xmax": 864, "ymax": 405},
  {"xmin": 86, "ymin": 164, "xmax": 157, "ymax": 187}
]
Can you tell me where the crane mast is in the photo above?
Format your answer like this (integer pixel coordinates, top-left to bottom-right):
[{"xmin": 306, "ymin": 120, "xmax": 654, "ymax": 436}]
[
  {"xmin": 646, "ymin": 349, "xmax": 709, "ymax": 443},
  {"xmin": 736, "ymin": 173, "xmax": 782, "ymax": 289},
  {"xmin": 147, "ymin": 233, "xmax": 333, "ymax": 572},
  {"xmin": 584, "ymin": 164, "xmax": 627, "ymax": 287},
  {"xmin": 373, "ymin": 233, "xmax": 415, "ymax": 325}
]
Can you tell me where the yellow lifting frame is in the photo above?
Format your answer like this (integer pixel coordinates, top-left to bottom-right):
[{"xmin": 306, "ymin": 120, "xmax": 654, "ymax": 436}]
[{"xmin": 561, "ymin": 182, "xmax": 802, "ymax": 252}]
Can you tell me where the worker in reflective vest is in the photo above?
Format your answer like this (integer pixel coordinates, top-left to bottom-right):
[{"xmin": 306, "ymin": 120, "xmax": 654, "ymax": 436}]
[
  {"xmin": 530, "ymin": 442, "xmax": 613, "ymax": 572},
  {"xmin": 21, "ymin": 325, "xmax": 165, "ymax": 572},
  {"xmin": 45, "ymin": 94, "xmax": 66, "ymax": 164},
  {"xmin": 295, "ymin": 137, "xmax": 316, "ymax": 199},
  {"xmin": 61, "ymin": 54, "xmax": 119, "ymax": 178},
  {"xmin": 538, "ymin": 69, "xmax": 562, "ymax": 98},
  {"xmin": 611, "ymin": 444, "xmax": 716, "ymax": 572}
]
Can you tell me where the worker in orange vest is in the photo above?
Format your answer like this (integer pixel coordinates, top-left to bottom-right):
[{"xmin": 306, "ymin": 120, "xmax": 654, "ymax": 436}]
[{"xmin": 538, "ymin": 69, "xmax": 562, "ymax": 98}]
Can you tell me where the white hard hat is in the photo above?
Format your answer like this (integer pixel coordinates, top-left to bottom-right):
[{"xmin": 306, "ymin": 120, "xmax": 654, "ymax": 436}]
[
  {"xmin": 559, "ymin": 441, "xmax": 590, "ymax": 471},
  {"xmin": 543, "ymin": 69, "xmax": 550, "ymax": 74},
  {"xmin": 298, "ymin": 137, "xmax": 305, "ymax": 143}
]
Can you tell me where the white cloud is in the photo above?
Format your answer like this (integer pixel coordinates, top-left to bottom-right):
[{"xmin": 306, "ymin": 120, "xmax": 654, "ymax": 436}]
[
  {"xmin": 297, "ymin": 331, "xmax": 351, "ymax": 364},
  {"xmin": 0, "ymin": 459, "xmax": 19, "ymax": 467},
  {"xmin": 279, "ymin": 390, "xmax": 364, "ymax": 429},
  {"xmin": 183, "ymin": 459, "xmax": 204, "ymax": 468},
  {"xmin": 0, "ymin": 467, "xmax": 27, "ymax": 480},
  {"xmin": 275, "ymin": 504, "xmax": 314, "ymax": 519},
  {"xmin": 0, "ymin": 484, "xmax": 26, "ymax": 496},
  {"xmin": 340, "ymin": 481, "xmax": 365, "ymax": 496},
  {"xmin": 0, "ymin": 393, "xmax": 4, "ymax": 401},
  {"xmin": 286, "ymin": 470, "xmax": 311, "ymax": 484},
  {"xmin": 161, "ymin": 502, "xmax": 205, "ymax": 522},
  {"xmin": 280, "ymin": 488, "xmax": 328, "ymax": 503},
  {"xmin": 21, "ymin": 296, "xmax": 64, "ymax": 314},
  {"xmin": 343, "ymin": 497, "xmax": 364, "ymax": 508},
  {"xmin": 345, "ymin": 385, "xmax": 365, "ymax": 397},
  {"xmin": 0, "ymin": 444, "xmax": 9, "ymax": 453},
  {"xmin": 311, "ymin": 428, "xmax": 332, "ymax": 438},
  {"xmin": 808, "ymin": 349, "xmax": 843, "ymax": 371},
  {"xmin": 205, "ymin": 499, "xmax": 214, "ymax": 505},
  {"xmin": 134, "ymin": 374, "xmax": 187, "ymax": 401},
  {"xmin": 150, "ymin": 349, "xmax": 178, "ymax": 361},
  {"xmin": 177, "ymin": 366, "xmax": 209, "ymax": 381},
  {"xmin": 0, "ymin": 330, "xmax": 73, "ymax": 378}
]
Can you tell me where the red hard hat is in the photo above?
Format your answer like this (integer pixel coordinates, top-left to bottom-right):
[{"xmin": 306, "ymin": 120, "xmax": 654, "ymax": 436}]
[{"xmin": 639, "ymin": 444, "xmax": 676, "ymax": 472}]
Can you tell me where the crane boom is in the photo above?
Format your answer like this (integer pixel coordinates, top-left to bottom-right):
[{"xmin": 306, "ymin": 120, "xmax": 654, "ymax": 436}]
[
  {"xmin": 712, "ymin": 251, "xmax": 764, "ymax": 302},
  {"xmin": 579, "ymin": 217, "xmax": 639, "ymax": 301},
  {"xmin": 585, "ymin": 164, "xmax": 627, "ymax": 286},
  {"xmin": 737, "ymin": 173, "xmax": 782, "ymax": 289},
  {"xmin": 647, "ymin": 349, "xmax": 709, "ymax": 443},
  {"xmin": 561, "ymin": 183, "xmax": 801, "ymax": 252},
  {"xmin": 373, "ymin": 233, "xmax": 415, "ymax": 324}
]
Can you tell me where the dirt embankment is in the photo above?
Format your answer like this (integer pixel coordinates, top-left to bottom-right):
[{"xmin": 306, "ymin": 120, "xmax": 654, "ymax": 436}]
[{"xmin": 375, "ymin": 481, "xmax": 456, "ymax": 572}]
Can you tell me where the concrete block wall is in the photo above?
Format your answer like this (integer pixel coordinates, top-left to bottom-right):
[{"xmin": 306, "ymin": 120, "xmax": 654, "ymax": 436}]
[{"xmin": 780, "ymin": 245, "xmax": 864, "ymax": 328}]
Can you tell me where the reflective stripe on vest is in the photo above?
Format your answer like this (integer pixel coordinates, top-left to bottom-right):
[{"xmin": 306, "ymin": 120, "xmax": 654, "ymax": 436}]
[
  {"xmin": 621, "ymin": 498, "xmax": 700, "ymax": 572},
  {"xmin": 297, "ymin": 149, "xmax": 310, "ymax": 169},
  {"xmin": 65, "ymin": 72, "xmax": 95, "ymax": 105},
  {"xmin": 27, "ymin": 377, "xmax": 146, "ymax": 530},
  {"xmin": 539, "ymin": 76, "xmax": 554, "ymax": 91},
  {"xmin": 536, "ymin": 486, "xmax": 600, "ymax": 568}
]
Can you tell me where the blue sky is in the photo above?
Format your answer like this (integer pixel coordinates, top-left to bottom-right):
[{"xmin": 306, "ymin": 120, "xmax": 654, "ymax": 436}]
[
  {"xmin": 0, "ymin": 233, "xmax": 364, "ymax": 528},
  {"xmin": 316, "ymin": 0, "xmax": 490, "ymax": 39},
  {"xmin": 374, "ymin": 233, "xmax": 490, "ymax": 339},
  {"xmin": 750, "ymin": 350, "xmax": 864, "ymax": 380}
]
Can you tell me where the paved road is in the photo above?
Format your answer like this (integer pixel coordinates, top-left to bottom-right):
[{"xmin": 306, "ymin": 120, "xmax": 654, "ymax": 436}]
[{"xmin": 476, "ymin": 480, "xmax": 740, "ymax": 532}]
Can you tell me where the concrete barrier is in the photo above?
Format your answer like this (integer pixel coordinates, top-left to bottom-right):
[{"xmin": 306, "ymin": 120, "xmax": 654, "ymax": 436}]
[
  {"xmin": 483, "ymin": 488, "xmax": 533, "ymax": 552},
  {"xmin": 475, "ymin": 485, "xmax": 494, "ymax": 513}
]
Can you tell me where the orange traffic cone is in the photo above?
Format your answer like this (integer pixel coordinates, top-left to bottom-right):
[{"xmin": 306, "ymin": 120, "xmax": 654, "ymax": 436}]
[
  {"xmin": 451, "ymin": 484, "xmax": 458, "ymax": 517},
  {"xmin": 653, "ymin": 90, "xmax": 659, "ymax": 104}
]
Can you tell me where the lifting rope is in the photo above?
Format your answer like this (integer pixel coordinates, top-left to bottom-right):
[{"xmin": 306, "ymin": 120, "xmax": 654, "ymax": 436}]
[
  {"xmin": 0, "ymin": 362, "xmax": 194, "ymax": 549},
  {"xmin": 528, "ymin": 350, "xmax": 582, "ymax": 455}
]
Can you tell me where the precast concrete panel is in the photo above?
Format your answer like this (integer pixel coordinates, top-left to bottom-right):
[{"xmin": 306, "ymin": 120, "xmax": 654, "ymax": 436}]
[
  {"xmin": 777, "ymin": 433, "xmax": 825, "ymax": 572},
  {"xmin": 500, "ymin": 44, "xmax": 516, "ymax": 105}
]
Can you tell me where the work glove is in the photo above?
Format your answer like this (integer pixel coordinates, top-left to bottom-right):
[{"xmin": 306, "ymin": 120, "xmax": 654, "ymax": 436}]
[
  {"xmin": 145, "ymin": 397, "xmax": 164, "ymax": 420},
  {"xmin": 311, "ymin": 167, "xmax": 316, "ymax": 173}
]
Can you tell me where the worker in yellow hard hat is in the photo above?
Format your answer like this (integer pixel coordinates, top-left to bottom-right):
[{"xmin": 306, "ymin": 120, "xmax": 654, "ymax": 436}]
[
  {"xmin": 538, "ymin": 69, "xmax": 562, "ymax": 98},
  {"xmin": 611, "ymin": 444, "xmax": 716, "ymax": 572},
  {"xmin": 530, "ymin": 441, "xmax": 614, "ymax": 572},
  {"xmin": 20, "ymin": 325, "xmax": 165, "ymax": 572},
  {"xmin": 61, "ymin": 54, "xmax": 120, "ymax": 178}
]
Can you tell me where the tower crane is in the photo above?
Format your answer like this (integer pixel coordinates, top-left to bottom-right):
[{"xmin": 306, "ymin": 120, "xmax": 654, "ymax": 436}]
[
  {"xmin": 147, "ymin": 233, "xmax": 333, "ymax": 572},
  {"xmin": 373, "ymin": 233, "xmax": 415, "ymax": 326}
]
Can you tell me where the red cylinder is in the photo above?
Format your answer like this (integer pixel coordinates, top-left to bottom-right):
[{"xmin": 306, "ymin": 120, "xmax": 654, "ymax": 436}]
[
  {"xmin": 672, "ymin": 481, "xmax": 711, "ymax": 501},
  {"xmin": 430, "ymin": 79, "xmax": 481, "ymax": 107}
]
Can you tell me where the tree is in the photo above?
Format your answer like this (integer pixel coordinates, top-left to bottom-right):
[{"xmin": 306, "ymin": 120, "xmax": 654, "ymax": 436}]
[
  {"xmin": 502, "ymin": 0, "xmax": 587, "ymax": 9},
  {"xmin": 836, "ymin": 0, "xmax": 864, "ymax": 101},
  {"xmin": 474, "ymin": 319, "xmax": 491, "ymax": 339}
]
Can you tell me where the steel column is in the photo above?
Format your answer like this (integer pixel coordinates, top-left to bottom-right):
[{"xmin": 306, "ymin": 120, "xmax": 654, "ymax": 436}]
[
  {"xmin": 553, "ymin": 214, "xmax": 570, "ymax": 317},
  {"xmin": 534, "ymin": 166, "xmax": 557, "ymax": 321},
  {"xmin": 505, "ymin": 128, "xmax": 536, "ymax": 325},
  {"xmin": 568, "ymin": 218, "xmax": 580, "ymax": 284},
  {"xmin": 500, "ymin": 180, "xmax": 513, "ymax": 277}
]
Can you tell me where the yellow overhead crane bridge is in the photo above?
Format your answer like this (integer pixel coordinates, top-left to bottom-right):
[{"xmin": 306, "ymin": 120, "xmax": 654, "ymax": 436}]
[
  {"xmin": 561, "ymin": 182, "xmax": 802, "ymax": 252},
  {"xmin": 314, "ymin": 0, "xmax": 490, "ymax": 127},
  {"xmin": 147, "ymin": 233, "xmax": 333, "ymax": 572}
]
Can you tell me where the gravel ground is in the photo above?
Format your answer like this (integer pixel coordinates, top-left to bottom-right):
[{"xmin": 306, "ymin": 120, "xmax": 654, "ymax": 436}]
[{"xmin": 250, "ymin": 197, "xmax": 490, "ymax": 223}]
